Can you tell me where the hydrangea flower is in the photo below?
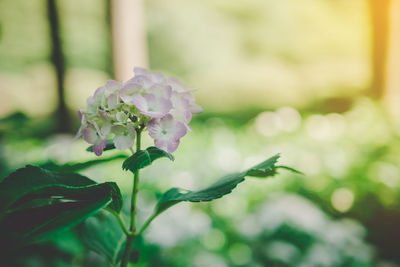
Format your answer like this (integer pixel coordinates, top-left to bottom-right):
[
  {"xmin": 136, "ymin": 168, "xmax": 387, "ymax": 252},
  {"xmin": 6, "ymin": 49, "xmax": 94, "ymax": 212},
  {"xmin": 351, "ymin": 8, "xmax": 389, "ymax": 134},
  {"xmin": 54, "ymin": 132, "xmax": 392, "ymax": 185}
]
[
  {"xmin": 76, "ymin": 68, "xmax": 202, "ymax": 155},
  {"xmin": 147, "ymin": 114, "xmax": 187, "ymax": 153},
  {"xmin": 132, "ymin": 94, "xmax": 172, "ymax": 118},
  {"xmin": 82, "ymin": 122, "xmax": 107, "ymax": 156}
]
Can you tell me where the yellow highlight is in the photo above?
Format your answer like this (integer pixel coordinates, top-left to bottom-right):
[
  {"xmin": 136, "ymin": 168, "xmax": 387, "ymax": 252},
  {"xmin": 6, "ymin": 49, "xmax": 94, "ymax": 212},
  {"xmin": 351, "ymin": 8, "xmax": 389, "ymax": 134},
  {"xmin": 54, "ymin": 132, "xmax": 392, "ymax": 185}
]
[{"xmin": 331, "ymin": 188, "xmax": 354, "ymax": 213}]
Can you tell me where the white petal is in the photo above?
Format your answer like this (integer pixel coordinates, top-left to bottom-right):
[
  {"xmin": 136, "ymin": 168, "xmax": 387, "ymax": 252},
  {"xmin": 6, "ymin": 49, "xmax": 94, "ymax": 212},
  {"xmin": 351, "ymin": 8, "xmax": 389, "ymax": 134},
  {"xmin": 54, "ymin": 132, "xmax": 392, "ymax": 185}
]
[
  {"xmin": 114, "ymin": 134, "xmax": 134, "ymax": 150},
  {"xmin": 113, "ymin": 125, "xmax": 136, "ymax": 150},
  {"xmin": 116, "ymin": 111, "xmax": 128, "ymax": 123},
  {"xmin": 134, "ymin": 67, "xmax": 150, "ymax": 76},
  {"xmin": 104, "ymin": 80, "xmax": 122, "ymax": 96},
  {"xmin": 107, "ymin": 93, "xmax": 119, "ymax": 109},
  {"xmin": 101, "ymin": 121, "xmax": 111, "ymax": 135}
]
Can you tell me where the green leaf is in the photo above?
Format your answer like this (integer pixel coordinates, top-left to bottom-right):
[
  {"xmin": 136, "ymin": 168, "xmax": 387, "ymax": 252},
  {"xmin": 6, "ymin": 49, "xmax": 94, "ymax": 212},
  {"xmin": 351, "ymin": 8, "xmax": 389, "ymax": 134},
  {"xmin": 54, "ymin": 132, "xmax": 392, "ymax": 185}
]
[
  {"xmin": 246, "ymin": 154, "xmax": 280, "ymax": 177},
  {"xmin": 2, "ymin": 195, "xmax": 110, "ymax": 244},
  {"xmin": 153, "ymin": 154, "xmax": 297, "ymax": 216},
  {"xmin": 87, "ymin": 140, "xmax": 116, "ymax": 153},
  {"xmin": 122, "ymin": 146, "xmax": 174, "ymax": 173},
  {"xmin": 38, "ymin": 154, "xmax": 128, "ymax": 173},
  {"xmin": 79, "ymin": 211, "xmax": 126, "ymax": 265},
  {"xmin": 0, "ymin": 166, "xmax": 123, "ymax": 246}
]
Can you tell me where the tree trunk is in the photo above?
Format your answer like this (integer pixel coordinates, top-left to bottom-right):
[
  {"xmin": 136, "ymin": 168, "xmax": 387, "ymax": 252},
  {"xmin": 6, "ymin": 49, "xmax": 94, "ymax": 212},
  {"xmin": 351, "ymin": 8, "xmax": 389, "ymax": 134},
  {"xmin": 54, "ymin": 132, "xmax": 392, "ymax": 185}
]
[
  {"xmin": 368, "ymin": 0, "xmax": 391, "ymax": 99},
  {"xmin": 384, "ymin": 0, "xmax": 400, "ymax": 122},
  {"xmin": 110, "ymin": 0, "xmax": 148, "ymax": 81},
  {"xmin": 47, "ymin": 0, "xmax": 69, "ymax": 132}
]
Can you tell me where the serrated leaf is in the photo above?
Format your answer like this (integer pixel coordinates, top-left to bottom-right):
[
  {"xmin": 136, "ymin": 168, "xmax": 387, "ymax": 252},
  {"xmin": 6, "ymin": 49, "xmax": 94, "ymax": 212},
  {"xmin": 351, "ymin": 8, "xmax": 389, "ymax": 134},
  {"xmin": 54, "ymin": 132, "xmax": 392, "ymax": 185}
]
[
  {"xmin": 87, "ymin": 140, "xmax": 116, "ymax": 153},
  {"xmin": 153, "ymin": 154, "xmax": 297, "ymax": 216},
  {"xmin": 246, "ymin": 154, "xmax": 280, "ymax": 177},
  {"xmin": 79, "ymin": 211, "xmax": 126, "ymax": 265},
  {"xmin": 0, "ymin": 166, "xmax": 123, "ymax": 247},
  {"xmin": 122, "ymin": 146, "xmax": 174, "ymax": 173}
]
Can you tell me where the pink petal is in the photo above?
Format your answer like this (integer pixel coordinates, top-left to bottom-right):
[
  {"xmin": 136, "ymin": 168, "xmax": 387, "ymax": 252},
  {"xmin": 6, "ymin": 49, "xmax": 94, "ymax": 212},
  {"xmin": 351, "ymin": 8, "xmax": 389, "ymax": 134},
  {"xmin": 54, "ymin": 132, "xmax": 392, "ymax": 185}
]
[
  {"xmin": 147, "ymin": 118, "xmax": 162, "ymax": 139},
  {"xmin": 167, "ymin": 77, "xmax": 189, "ymax": 92},
  {"xmin": 134, "ymin": 67, "xmax": 150, "ymax": 76},
  {"xmin": 74, "ymin": 127, "xmax": 82, "ymax": 140},
  {"xmin": 86, "ymin": 96, "xmax": 95, "ymax": 106},
  {"xmin": 153, "ymin": 97, "xmax": 173, "ymax": 117},
  {"xmin": 190, "ymin": 104, "xmax": 203, "ymax": 113},
  {"xmin": 151, "ymin": 73, "xmax": 165, "ymax": 83},
  {"xmin": 120, "ymin": 82, "xmax": 142, "ymax": 105},
  {"xmin": 132, "ymin": 95, "xmax": 148, "ymax": 112},
  {"xmin": 148, "ymin": 115, "xmax": 187, "ymax": 153},
  {"xmin": 83, "ymin": 125, "xmax": 99, "ymax": 144},
  {"xmin": 148, "ymin": 84, "xmax": 172, "ymax": 99},
  {"xmin": 169, "ymin": 92, "xmax": 191, "ymax": 123},
  {"xmin": 127, "ymin": 75, "xmax": 153, "ymax": 90},
  {"xmin": 93, "ymin": 86, "xmax": 105, "ymax": 99},
  {"xmin": 105, "ymin": 80, "xmax": 122, "ymax": 95},
  {"xmin": 173, "ymin": 121, "xmax": 188, "ymax": 139},
  {"xmin": 74, "ymin": 110, "xmax": 86, "ymax": 139},
  {"xmin": 120, "ymin": 95, "xmax": 134, "ymax": 105},
  {"xmin": 153, "ymin": 139, "xmax": 166, "ymax": 152},
  {"xmin": 154, "ymin": 137, "xmax": 180, "ymax": 153},
  {"xmin": 107, "ymin": 93, "xmax": 119, "ymax": 109},
  {"xmin": 77, "ymin": 109, "xmax": 84, "ymax": 121},
  {"xmin": 180, "ymin": 91, "xmax": 203, "ymax": 114},
  {"xmin": 167, "ymin": 140, "xmax": 180, "ymax": 153},
  {"xmin": 93, "ymin": 137, "xmax": 107, "ymax": 156},
  {"xmin": 133, "ymin": 94, "xmax": 172, "ymax": 118}
]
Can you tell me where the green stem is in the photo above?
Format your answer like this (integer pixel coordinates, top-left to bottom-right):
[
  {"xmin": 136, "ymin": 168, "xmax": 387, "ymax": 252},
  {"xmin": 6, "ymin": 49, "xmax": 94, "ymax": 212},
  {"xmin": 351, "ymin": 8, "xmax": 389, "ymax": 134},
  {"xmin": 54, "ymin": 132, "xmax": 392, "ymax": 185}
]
[
  {"xmin": 130, "ymin": 129, "xmax": 141, "ymax": 232},
  {"xmin": 104, "ymin": 208, "xmax": 131, "ymax": 236},
  {"xmin": 120, "ymin": 129, "xmax": 142, "ymax": 267},
  {"xmin": 136, "ymin": 213, "xmax": 157, "ymax": 237}
]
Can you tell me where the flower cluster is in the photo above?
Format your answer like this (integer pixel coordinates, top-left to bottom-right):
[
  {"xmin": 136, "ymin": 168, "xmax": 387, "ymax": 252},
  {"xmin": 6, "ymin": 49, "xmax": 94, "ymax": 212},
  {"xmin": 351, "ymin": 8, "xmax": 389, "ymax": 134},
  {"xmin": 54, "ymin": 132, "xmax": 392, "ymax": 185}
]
[{"xmin": 76, "ymin": 68, "xmax": 202, "ymax": 156}]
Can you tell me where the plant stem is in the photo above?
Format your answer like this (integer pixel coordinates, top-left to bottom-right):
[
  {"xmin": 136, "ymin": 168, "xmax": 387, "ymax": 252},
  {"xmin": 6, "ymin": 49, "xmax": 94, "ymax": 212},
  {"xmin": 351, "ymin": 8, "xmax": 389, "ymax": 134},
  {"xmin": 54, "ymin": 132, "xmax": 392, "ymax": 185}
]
[
  {"xmin": 120, "ymin": 129, "xmax": 142, "ymax": 267},
  {"xmin": 104, "ymin": 208, "xmax": 131, "ymax": 236},
  {"xmin": 130, "ymin": 130, "xmax": 141, "ymax": 233},
  {"xmin": 136, "ymin": 212, "xmax": 157, "ymax": 237}
]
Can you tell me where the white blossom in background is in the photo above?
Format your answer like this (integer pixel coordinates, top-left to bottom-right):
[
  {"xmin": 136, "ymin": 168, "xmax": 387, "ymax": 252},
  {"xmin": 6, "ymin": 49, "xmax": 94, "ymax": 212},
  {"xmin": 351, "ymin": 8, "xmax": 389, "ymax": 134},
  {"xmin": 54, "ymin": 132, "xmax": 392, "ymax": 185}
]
[{"xmin": 76, "ymin": 67, "xmax": 202, "ymax": 156}]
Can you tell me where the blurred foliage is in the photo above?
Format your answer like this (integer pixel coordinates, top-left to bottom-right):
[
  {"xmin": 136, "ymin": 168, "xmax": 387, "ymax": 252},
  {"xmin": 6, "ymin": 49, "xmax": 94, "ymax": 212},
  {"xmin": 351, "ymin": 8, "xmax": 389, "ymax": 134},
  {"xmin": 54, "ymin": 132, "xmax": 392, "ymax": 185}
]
[
  {"xmin": 1, "ymin": 0, "xmax": 399, "ymax": 266},
  {"xmin": 0, "ymin": 0, "xmax": 370, "ymax": 117},
  {"xmin": 1, "ymin": 98, "xmax": 400, "ymax": 266},
  {"xmin": 146, "ymin": 0, "xmax": 369, "ymax": 112}
]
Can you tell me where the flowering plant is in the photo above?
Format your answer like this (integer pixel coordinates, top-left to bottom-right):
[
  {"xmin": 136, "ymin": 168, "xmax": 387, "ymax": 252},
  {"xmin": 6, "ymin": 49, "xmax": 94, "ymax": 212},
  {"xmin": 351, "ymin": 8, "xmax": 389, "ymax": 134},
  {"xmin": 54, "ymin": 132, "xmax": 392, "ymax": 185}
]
[
  {"xmin": 0, "ymin": 68, "xmax": 298, "ymax": 266},
  {"xmin": 77, "ymin": 68, "xmax": 202, "ymax": 156}
]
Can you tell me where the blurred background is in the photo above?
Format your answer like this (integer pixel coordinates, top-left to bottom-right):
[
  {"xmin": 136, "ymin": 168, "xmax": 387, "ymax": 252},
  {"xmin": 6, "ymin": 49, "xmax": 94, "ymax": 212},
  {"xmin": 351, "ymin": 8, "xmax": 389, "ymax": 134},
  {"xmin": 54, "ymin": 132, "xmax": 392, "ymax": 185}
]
[{"xmin": 1, "ymin": 0, "xmax": 400, "ymax": 266}]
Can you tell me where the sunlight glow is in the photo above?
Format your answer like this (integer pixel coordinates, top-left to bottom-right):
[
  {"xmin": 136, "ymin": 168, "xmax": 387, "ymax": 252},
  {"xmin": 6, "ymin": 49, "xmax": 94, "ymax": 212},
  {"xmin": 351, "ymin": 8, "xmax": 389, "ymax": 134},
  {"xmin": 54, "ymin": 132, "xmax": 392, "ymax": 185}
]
[{"xmin": 331, "ymin": 188, "xmax": 354, "ymax": 213}]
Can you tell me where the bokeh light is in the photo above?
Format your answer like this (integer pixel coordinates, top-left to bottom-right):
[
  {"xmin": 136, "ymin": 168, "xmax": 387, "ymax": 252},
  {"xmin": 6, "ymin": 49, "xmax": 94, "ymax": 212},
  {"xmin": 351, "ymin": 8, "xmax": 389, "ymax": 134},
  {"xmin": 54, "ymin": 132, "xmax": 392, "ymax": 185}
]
[{"xmin": 1, "ymin": 0, "xmax": 400, "ymax": 266}]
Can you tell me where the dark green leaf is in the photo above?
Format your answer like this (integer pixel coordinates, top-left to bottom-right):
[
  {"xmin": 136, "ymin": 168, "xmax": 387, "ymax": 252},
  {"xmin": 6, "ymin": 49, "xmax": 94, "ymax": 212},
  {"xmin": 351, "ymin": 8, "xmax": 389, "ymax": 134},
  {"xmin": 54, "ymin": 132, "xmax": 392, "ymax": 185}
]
[
  {"xmin": 153, "ymin": 154, "xmax": 298, "ymax": 216},
  {"xmin": 146, "ymin": 146, "xmax": 174, "ymax": 162},
  {"xmin": 0, "ymin": 165, "xmax": 93, "ymax": 213},
  {"xmin": 122, "ymin": 146, "xmax": 174, "ymax": 173},
  {"xmin": 0, "ymin": 166, "xmax": 123, "ymax": 246},
  {"xmin": 39, "ymin": 154, "xmax": 127, "ymax": 173},
  {"xmin": 276, "ymin": 165, "xmax": 304, "ymax": 175},
  {"xmin": 246, "ymin": 154, "xmax": 280, "ymax": 177},
  {"xmin": 2, "ymin": 196, "xmax": 110, "ymax": 244},
  {"xmin": 79, "ymin": 211, "xmax": 126, "ymax": 265},
  {"xmin": 87, "ymin": 140, "xmax": 116, "ymax": 152}
]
